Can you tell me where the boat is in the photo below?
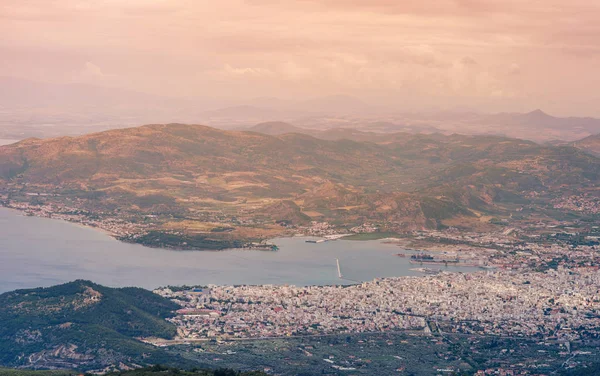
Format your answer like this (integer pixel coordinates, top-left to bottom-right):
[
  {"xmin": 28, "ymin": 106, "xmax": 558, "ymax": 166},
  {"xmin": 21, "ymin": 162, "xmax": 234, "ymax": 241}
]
[
  {"xmin": 306, "ymin": 239, "xmax": 327, "ymax": 243},
  {"xmin": 410, "ymin": 267, "xmax": 440, "ymax": 275},
  {"xmin": 410, "ymin": 254, "xmax": 435, "ymax": 261},
  {"xmin": 409, "ymin": 259, "xmax": 459, "ymax": 265}
]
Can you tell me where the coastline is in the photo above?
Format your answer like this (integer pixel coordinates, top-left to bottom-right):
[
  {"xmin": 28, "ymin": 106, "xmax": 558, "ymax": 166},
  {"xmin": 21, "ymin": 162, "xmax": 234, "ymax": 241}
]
[
  {"xmin": 1, "ymin": 205, "xmax": 486, "ymax": 262},
  {"xmin": 0, "ymin": 206, "xmax": 489, "ymax": 293},
  {"xmin": 0, "ymin": 205, "xmax": 277, "ymax": 252},
  {"xmin": 1, "ymin": 205, "xmax": 403, "ymax": 253},
  {"xmin": 0, "ymin": 205, "xmax": 493, "ymax": 268},
  {"xmin": 0, "ymin": 205, "xmax": 120, "ymax": 238}
]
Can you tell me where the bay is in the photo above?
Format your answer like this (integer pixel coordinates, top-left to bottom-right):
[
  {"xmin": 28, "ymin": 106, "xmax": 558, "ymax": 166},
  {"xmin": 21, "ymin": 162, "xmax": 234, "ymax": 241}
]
[{"xmin": 0, "ymin": 207, "xmax": 479, "ymax": 293}]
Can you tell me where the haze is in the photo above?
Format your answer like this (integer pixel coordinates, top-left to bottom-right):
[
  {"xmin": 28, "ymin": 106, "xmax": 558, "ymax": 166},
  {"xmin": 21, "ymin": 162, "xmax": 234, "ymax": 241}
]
[{"xmin": 2, "ymin": 0, "xmax": 600, "ymax": 116}]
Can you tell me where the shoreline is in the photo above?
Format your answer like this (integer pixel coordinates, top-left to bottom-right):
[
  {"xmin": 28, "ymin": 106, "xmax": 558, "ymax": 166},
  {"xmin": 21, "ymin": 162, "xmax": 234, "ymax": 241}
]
[
  {"xmin": 0, "ymin": 205, "xmax": 121, "ymax": 238},
  {"xmin": 0, "ymin": 205, "xmax": 283, "ymax": 252},
  {"xmin": 0, "ymin": 206, "xmax": 491, "ymax": 293},
  {"xmin": 0, "ymin": 206, "xmax": 496, "ymax": 270},
  {"xmin": 1, "ymin": 205, "xmax": 491, "ymax": 264},
  {"xmin": 0, "ymin": 205, "xmax": 493, "ymax": 265},
  {"xmin": 0, "ymin": 205, "xmax": 403, "ymax": 253}
]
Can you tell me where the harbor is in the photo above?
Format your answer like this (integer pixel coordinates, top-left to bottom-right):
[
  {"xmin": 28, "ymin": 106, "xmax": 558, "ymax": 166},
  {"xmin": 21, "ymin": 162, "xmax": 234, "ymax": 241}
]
[{"xmin": 0, "ymin": 209, "xmax": 481, "ymax": 293}]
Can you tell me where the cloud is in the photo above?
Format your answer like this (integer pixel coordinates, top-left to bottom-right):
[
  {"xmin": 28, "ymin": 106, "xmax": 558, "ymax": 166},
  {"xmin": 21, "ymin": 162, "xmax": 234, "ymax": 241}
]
[
  {"xmin": 280, "ymin": 61, "xmax": 313, "ymax": 80},
  {"xmin": 247, "ymin": 0, "xmax": 503, "ymax": 17},
  {"xmin": 217, "ymin": 64, "xmax": 276, "ymax": 79},
  {"xmin": 82, "ymin": 62, "xmax": 104, "ymax": 77},
  {"xmin": 2, "ymin": 0, "xmax": 600, "ymax": 115},
  {"xmin": 73, "ymin": 62, "xmax": 115, "ymax": 85},
  {"xmin": 460, "ymin": 57, "xmax": 478, "ymax": 66},
  {"xmin": 509, "ymin": 63, "xmax": 521, "ymax": 75}
]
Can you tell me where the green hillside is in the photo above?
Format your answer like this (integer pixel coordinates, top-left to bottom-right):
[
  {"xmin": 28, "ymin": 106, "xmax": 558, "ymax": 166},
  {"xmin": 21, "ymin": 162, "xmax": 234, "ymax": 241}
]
[
  {"xmin": 0, "ymin": 281, "xmax": 191, "ymax": 371},
  {"xmin": 0, "ymin": 366, "xmax": 266, "ymax": 376},
  {"xmin": 0, "ymin": 369, "xmax": 72, "ymax": 376}
]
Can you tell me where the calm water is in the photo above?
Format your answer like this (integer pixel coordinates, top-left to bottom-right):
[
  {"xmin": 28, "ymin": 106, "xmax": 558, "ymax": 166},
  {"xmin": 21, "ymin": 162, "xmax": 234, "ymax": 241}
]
[{"xmin": 0, "ymin": 208, "xmax": 480, "ymax": 293}]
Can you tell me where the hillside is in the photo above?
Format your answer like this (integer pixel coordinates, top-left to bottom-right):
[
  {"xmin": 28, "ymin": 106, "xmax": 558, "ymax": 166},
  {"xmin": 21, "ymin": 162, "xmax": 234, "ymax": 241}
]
[
  {"xmin": 246, "ymin": 122, "xmax": 420, "ymax": 143},
  {"xmin": 0, "ymin": 281, "xmax": 190, "ymax": 370},
  {"xmin": 0, "ymin": 123, "xmax": 599, "ymax": 247},
  {"xmin": 246, "ymin": 122, "xmax": 309, "ymax": 135},
  {"xmin": 0, "ymin": 365, "xmax": 266, "ymax": 376},
  {"xmin": 391, "ymin": 110, "xmax": 600, "ymax": 142},
  {"xmin": 573, "ymin": 134, "xmax": 600, "ymax": 157}
]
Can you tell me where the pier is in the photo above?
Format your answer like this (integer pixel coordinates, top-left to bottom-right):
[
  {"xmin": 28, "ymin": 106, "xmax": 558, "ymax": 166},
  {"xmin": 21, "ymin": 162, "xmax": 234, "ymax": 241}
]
[{"xmin": 335, "ymin": 259, "xmax": 360, "ymax": 283}]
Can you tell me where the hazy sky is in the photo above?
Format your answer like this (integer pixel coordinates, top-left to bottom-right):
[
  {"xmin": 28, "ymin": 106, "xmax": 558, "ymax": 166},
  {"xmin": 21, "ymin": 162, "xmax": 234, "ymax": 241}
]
[{"xmin": 2, "ymin": 0, "xmax": 600, "ymax": 115}]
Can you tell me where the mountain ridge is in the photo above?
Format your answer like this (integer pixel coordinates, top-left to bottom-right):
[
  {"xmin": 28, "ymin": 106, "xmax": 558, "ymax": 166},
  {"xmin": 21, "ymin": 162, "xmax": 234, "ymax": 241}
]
[
  {"xmin": 1, "ymin": 123, "xmax": 598, "ymax": 248},
  {"xmin": 0, "ymin": 280, "xmax": 190, "ymax": 370}
]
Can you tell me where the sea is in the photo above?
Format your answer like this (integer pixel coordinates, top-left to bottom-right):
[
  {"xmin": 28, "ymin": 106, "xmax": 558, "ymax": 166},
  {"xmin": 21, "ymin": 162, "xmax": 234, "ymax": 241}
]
[{"xmin": 0, "ymin": 207, "xmax": 480, "ymax": 293}]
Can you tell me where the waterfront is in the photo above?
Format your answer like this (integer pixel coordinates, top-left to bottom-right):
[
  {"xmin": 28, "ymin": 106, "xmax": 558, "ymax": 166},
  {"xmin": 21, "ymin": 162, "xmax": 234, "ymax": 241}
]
[{"xmin": 0, "ymin": 208, "xmax": 479, "ymax": 293}]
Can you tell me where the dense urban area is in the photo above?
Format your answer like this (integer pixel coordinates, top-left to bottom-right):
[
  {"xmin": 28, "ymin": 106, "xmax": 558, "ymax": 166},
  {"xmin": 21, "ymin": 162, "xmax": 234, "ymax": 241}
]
[
  {"xmin": 158, "ymin": 267, "xmax": 600, "ymax": 342},
  {"xmin": 139, "ymin": 220, "xmax": 600, "ymax": 374}
]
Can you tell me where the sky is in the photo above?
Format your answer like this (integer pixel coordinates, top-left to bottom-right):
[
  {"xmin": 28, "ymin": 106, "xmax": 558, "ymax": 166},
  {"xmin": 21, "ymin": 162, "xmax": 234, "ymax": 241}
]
[{"xmin": 2, "ymin": 0, "xmax": 600, "ymax": 116}]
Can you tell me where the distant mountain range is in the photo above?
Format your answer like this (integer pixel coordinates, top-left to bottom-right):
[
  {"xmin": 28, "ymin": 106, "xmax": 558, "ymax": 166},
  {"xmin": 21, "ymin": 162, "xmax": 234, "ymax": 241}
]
[
  {"xmin": 246, "ymin": 121, "xmax": 311, "ymax": 135},
  {"xmin": 0, "ymin": 76, "xmax": 201, "ymax": 139},
  {"xmin": 393, "ymin": 109, "xmax": 600, "ymax": 142},
  {"xmin": 245, "ymin": 121, "xmax": 440, "ymax": 140},
  {"xmin": 3, "ymin": 76, "xmax": 600, "ymax": 143},
  {"xmin": 201, "ymin": 108, "xmax": 600, "ymax": 142},
  {"xmin": 1, "ymin": 123, "xmax": 598, "ymax": 245}
]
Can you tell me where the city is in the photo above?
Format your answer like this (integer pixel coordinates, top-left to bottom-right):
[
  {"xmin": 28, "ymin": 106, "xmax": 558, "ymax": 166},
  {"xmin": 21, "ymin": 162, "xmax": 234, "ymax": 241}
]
[{"xmin": 157, "ymin": 267, "xmax": 600, "ymax": 342}]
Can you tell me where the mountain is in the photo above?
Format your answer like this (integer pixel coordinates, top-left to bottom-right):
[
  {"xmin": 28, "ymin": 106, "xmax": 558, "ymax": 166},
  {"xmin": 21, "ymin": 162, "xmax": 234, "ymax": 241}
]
[
  {"xmin": 246, "ymin": 122, "xmax": 435, "ymax": 142},
  {"xmin": 192, "ymin": 96, "xmax": 385, "ymax": 129},
  {"xmin": 199, "ymin": 106, "xmax": 283, "ymax": 120},
  {"xmin": 0, "ymin": 280, "xmax": 193, "ymax": 371},
  {"xmin": 3, "ymin": 77, "xmax": 598, "ymax": 144},
  {"xmin": 485, "ymin": 110, "xmax": 600, "ymax": 139},
  {"xmin": 243, "ymin": 95, "xmax": 380, "ymax": 115},
  {"xmin": 573, "ymin": 134, "xmax": 600, "ymax": 157},
  {"xmin": 0, "ymin": 77, "xmax": 227, "ymax": 139},
  {"xmin": 240, "ymin": 110, "xmax": 600, "ymax": 144},
  {"xmin": 408, "ymin": 110, "xmax": 600, "ymax": 142},
  {"xmin": 245, "ymin": 122, "xmax": 399, "ymax": 141},
  {"xmin": 0, "ymin": 123, "xmax": 598, "ymax": 247},
  {"xmin": 295, "ymin": 95, "xmax": 380, "ymax": 115},
  {"xmin": 246, "ymin": 121, "xmax": 310, "ymax": 135}
]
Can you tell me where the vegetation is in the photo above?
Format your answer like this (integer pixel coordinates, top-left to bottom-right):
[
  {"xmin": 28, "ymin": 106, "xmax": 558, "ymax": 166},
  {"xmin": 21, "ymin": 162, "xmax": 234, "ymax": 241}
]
[
  {"xmin": 0, "ymin": 369, "xmax": 73, "ymax": 376},
  {"xmin": 120, "ymin": 231, "xmax": 247, "ymax": 250},
  {"xmin": 104, "ymin": 365, "xmax": 266, "ymax": 376},
  {"xmin": 0, "ymin": 281, "xmax": 194, "ymax": 371},
  {"xmin": 1, "ymin": 124, "xmax": 599, "ymax": 241},
  {"xmin": 560, "ymin": 363, "xmax": 600, "ymax": 375},
  {"xmin": 0, "ymin": 366, "xmax": 267, "ymax": 376},
  {"xmin": 573, "ymin": 134, "xmax": 600, "ymax": 157}
]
